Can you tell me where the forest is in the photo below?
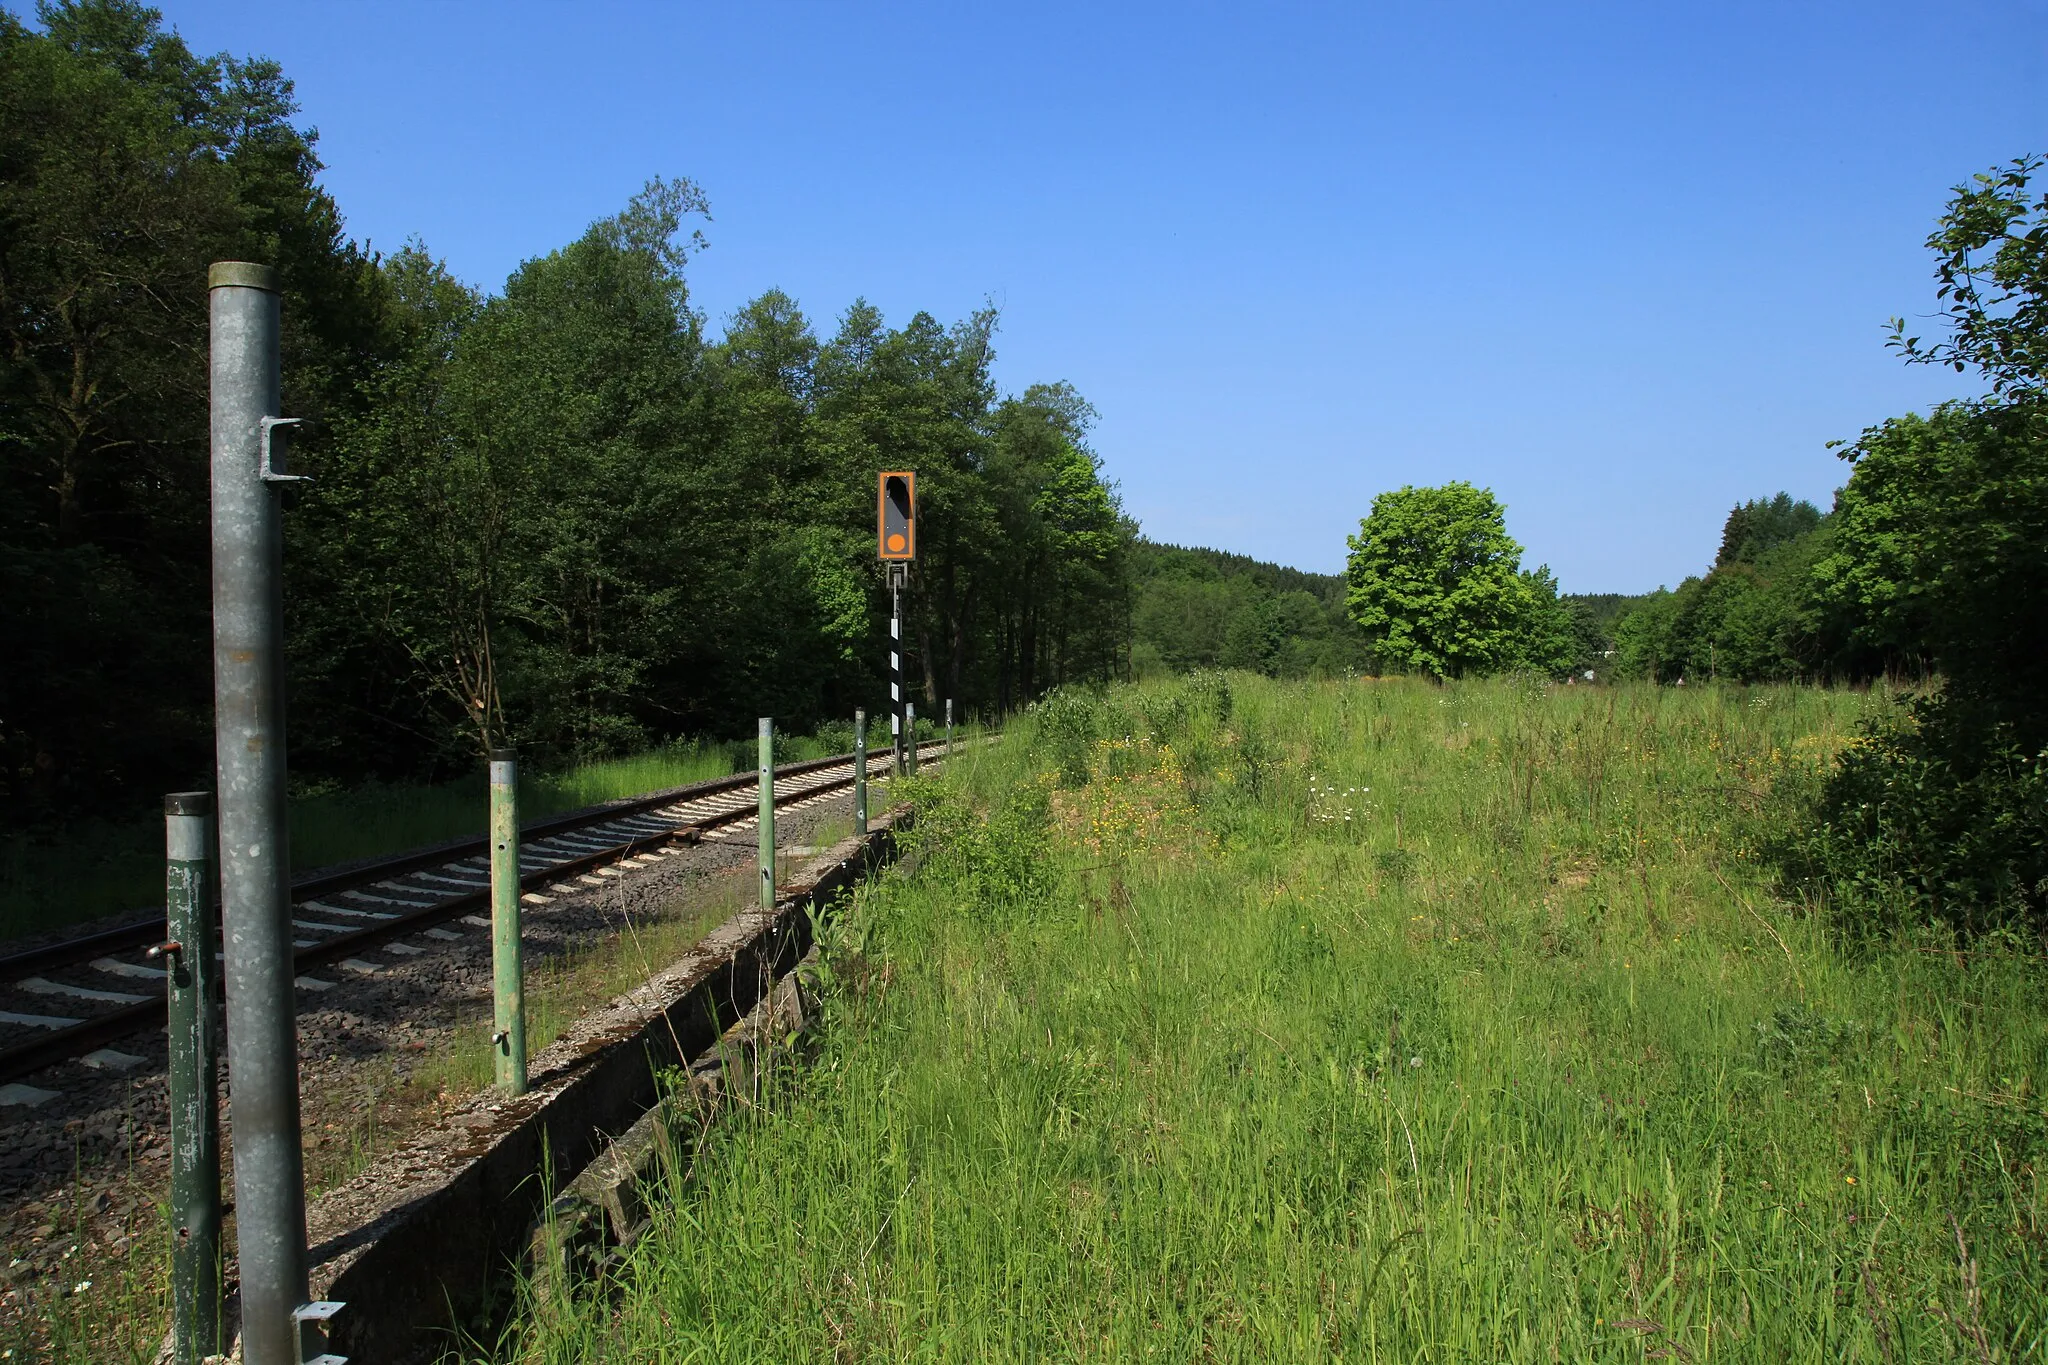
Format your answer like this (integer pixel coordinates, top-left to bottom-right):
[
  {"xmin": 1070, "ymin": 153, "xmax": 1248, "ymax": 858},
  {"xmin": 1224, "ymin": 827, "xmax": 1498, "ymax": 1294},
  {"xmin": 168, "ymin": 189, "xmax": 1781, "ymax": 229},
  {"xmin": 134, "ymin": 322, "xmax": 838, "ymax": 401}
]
[{"xmin": 0, "ymin": 2, "xmax": 1138, "ymax": 825}]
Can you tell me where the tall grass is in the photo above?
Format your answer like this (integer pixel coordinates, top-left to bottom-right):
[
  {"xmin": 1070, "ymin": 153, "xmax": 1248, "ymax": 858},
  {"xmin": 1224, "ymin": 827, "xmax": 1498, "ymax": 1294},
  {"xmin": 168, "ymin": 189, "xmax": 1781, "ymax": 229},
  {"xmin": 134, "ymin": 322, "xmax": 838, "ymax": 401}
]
[
  {"xmin": 0, "ymin": 730, "xmax": 856, "ymax": 940},
  {"xmin": 490, "ymin": 675, "xmax": 2046, "ymax": 1362}
]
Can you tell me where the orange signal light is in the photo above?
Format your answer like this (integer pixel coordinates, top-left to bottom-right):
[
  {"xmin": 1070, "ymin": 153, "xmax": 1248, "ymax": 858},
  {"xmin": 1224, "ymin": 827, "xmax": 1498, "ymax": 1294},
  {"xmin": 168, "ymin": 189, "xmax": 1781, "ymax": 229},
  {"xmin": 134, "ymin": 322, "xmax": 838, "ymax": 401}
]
[{"xmin": 879, "ymin": 471, "xmax": 916, "ymax": 561}]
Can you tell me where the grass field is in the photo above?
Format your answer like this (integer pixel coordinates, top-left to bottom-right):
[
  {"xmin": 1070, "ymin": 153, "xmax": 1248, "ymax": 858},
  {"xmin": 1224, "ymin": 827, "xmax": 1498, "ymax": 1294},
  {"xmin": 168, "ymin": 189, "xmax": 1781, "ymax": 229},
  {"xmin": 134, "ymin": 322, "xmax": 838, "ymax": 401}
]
[
  {"xmin": 489, "ymin": 674, "xmax": 2047, "ymax": 1362},
  {"xmin": 0, "ymin": 728, "xmax": 859, "ymax": 941}
]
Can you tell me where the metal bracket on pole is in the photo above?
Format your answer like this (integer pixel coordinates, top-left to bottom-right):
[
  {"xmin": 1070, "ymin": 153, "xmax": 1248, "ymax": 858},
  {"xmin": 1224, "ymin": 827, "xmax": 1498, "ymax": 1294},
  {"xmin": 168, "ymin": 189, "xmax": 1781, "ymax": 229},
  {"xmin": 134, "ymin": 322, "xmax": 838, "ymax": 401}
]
[
  {"xmin": 259, "ymin": 417, "xmax": 309, "ymax": 485},
  {"xmin": 293, "ymin": 1299, "xmax": 346, "ymax": 1365}
]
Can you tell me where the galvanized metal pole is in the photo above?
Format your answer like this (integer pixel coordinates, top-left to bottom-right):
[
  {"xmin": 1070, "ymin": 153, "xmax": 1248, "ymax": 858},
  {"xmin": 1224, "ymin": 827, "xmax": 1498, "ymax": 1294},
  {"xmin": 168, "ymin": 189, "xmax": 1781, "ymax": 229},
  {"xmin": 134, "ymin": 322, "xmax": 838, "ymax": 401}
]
[
  {"xmin": 945, "ymin": 697, "xmax": 954, "ymax": 759},
  {"xmin": 758, "ymin": 719, "xmax": 776, "ymax": 910},
  {"xmin": 164, "ymin": 792, "xmax": 221, "ymax": 1365},
  {"xmin": 490, "ymin": 749, "xmax": 526, "ymax": 1095},
  {"xmin": 853, "ymin": 709, "xmax": 868, "ymax": 837},
  {"xmin": 905, "ymin": 702, "xmax": 918, "ymax": 775},
  {"xmin": 889, "ymin": 569, "xmax": 905, "ymax": 777},
  {"xmin": 208, "ymin": 261, "xmax": 310, "ymax": 1365}
]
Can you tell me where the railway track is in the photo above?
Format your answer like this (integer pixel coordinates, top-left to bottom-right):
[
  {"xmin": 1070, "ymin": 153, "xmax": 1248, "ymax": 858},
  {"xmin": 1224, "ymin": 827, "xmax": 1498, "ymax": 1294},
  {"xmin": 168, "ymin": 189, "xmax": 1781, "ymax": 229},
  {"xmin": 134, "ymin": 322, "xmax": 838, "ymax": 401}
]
[{"xmin": 0, "ymin": 742, "xmax": 946, "ymax": 1094}]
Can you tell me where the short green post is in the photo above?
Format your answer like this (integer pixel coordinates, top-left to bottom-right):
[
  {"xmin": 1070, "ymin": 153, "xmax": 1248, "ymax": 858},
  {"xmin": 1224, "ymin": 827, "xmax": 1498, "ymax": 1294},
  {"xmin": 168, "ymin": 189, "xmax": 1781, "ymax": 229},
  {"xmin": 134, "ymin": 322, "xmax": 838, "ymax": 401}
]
[
  {"xmin": 490, "ymin": 749, "xmax": 526, "ymax": 1095},
  {"xmin": 163, "ymin": 791, "xmax": 221, "ymax": 1365},
  {"xmin": 853, "ymin": 709, "xmax": 869, "ymax": 837},
  {"xmin": 905, "ymin": 702, "xmax": 918, "ymax": 775},
  {"xmin": 758, "ymin": 718, "xmax": 776, "ymax": 909}
]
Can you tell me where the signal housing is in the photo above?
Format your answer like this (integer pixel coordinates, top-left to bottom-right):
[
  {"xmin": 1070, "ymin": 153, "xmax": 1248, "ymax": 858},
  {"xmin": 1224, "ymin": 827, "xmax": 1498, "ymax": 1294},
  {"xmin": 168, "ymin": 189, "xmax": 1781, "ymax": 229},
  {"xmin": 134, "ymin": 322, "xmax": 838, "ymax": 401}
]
[{"xmin": 879, "ymin": 471, "xmax": 916, "ymax": 561}]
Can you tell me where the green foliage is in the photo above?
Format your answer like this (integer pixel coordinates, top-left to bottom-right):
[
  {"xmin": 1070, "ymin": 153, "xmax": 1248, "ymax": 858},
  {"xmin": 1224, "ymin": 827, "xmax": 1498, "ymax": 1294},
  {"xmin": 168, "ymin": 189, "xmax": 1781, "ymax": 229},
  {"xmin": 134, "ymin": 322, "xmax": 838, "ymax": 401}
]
[
  {"xmin": 1610, "ymin": 494, "xmax": 1839, "ymax": 685},
  {"xmin": 1775, "ymin": 693, "xmax": 2047, "ymax": 935},
  {"xmin": 1813, "ymin": 404, "xmax": 2047, "ymax": 694},
  {"xmin": 488, "ymin": 677, "xmax": 2048, "ymax": 1361},
  {"xmin": 1785, "ymin": 399, "xmax": 2048, "ymax": 933},
  {"xmin": 1130, "ymin": 541, "xmax": 1364, "ymax": 679},
  {"xmin": 0, "ymin": 0, "xmax": 385, "ymax": 818},
  {"xmin": 1717, "ymin": 492, "xmax": 1823, "ymax": 567},
  {"xmin": 1888, "ymin": 153, "xmax": 2048, "ymax": 401},
  {"xmin": 1776, "ymin": 160, "xmax": 2048, "ymax": 936},
  {"xmin": 1344, "ymin": 481, "xmax": 1573, "ymax": 678},
  {"xmin": 1563, "ymin": 591, "xmax": 1649, "ymax": 636}
]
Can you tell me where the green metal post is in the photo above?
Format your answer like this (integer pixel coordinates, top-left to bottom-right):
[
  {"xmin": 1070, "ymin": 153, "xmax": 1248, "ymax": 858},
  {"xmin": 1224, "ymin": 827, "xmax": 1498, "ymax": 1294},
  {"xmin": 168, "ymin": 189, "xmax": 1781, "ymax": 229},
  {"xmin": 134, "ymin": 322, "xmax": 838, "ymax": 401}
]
[
  {"xmin": 758, "ymin": 719, "xmax": 776, "ymax": 910},
  {"xmin": 490, "ymin": 749, "xmax": 526, "ymax": 1095},
  {"xmin": 853, "ymin": 709, "xmax": 869, "ymax": 837},
  {"xmin": 163, "ymin": 792, "xmax": 221, "ymax": 1365},
  {"xmin": 905, "ymin": 702, "xmax": 918, "ymax": 775}
]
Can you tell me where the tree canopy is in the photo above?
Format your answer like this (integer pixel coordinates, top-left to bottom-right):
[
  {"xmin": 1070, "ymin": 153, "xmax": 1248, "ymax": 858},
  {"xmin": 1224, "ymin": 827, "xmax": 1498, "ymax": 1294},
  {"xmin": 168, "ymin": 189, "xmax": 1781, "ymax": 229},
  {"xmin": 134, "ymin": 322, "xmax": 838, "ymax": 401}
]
[
  {"xmin": 1130, "ymin": 542, "xmax": 1364, "ymax": 680},
  {"xmin": 0, "ymin": 0, "xmax": 1139, "ymax": 823},
  {"xmin": 1343, "ymin": 482, "xmax": 1574, "ymax": 679}
]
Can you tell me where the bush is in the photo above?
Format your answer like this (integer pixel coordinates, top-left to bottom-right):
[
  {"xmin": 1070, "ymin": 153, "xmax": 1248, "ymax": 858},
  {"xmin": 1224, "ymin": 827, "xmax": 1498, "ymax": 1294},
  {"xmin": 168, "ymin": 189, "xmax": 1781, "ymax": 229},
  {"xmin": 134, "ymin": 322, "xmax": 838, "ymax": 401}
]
[{"xmin": 1775, "ymin": 688, "xmax": 2048, "ymax": 937}]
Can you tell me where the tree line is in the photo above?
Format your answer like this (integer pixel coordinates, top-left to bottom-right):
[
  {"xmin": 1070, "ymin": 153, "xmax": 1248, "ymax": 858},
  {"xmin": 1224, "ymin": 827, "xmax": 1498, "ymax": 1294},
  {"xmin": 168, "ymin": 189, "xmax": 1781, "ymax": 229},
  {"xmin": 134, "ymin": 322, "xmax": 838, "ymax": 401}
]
[
  {"xmin": 1, "ymin": 0, "xmax": 1130, "ymax": 825},
  {"xmin": 1129, "ymin": 541, "xmax": 1366, "ymax": 680}
]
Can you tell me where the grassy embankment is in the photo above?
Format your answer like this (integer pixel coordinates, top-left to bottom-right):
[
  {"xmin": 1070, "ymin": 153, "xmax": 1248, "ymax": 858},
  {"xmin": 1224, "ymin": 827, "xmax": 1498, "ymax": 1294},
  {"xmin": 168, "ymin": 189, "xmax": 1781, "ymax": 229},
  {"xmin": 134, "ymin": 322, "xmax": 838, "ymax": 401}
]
[
  {"xmin": 0, "ymin": 729, "xmax": 859, "ymax": 941},
  {"xmin": 491, "ymin": 674, "xmax": 2046, "ymax": 1362}
]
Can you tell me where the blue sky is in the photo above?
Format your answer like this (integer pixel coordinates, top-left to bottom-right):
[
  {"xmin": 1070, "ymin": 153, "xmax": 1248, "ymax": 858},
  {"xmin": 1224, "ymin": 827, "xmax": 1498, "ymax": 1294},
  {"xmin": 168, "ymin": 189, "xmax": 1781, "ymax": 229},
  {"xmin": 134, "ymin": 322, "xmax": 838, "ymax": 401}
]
[{"xmin": 150, "ymin": 1, "xmax": 2046, "ymax": 590}]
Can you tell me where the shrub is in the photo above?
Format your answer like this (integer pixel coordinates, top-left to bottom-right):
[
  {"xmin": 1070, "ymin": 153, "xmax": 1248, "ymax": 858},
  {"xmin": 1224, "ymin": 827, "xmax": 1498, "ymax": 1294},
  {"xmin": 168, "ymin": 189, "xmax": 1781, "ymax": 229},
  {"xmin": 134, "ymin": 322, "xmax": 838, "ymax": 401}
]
[{"xmin": 1775, "ymin": 689, "xmax": 2048, "ymax": 936}]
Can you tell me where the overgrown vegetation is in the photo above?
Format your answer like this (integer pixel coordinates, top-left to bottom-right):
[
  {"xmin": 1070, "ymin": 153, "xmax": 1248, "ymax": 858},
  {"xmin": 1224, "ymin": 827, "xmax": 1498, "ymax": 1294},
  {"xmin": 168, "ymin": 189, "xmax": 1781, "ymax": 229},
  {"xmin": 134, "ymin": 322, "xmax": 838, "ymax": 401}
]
[{"xmin": 479, "ymin": 674, "xmax": 2045, "ymax": 1362}]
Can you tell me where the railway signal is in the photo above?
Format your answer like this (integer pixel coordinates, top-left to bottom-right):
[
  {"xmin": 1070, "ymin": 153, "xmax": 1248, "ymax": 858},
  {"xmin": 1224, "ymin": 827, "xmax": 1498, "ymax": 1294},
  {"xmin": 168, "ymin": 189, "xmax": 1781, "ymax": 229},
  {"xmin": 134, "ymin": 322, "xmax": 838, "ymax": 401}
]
[
  {"xmin": 878, "ymin": 471, "xmax": 916, "ymax": 561},
  {"xmin": 878, "ymin": 471, "xmax": 916, "ymax": 774}
]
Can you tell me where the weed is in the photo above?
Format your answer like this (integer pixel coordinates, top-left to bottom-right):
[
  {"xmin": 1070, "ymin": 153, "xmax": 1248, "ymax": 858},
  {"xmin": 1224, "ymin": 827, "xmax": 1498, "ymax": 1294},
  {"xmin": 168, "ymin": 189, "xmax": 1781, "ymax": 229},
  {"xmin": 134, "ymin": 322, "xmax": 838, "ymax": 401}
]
[{"xmin": 471, "ymin": 676, "xmax": 2048, "ymax": 1363}]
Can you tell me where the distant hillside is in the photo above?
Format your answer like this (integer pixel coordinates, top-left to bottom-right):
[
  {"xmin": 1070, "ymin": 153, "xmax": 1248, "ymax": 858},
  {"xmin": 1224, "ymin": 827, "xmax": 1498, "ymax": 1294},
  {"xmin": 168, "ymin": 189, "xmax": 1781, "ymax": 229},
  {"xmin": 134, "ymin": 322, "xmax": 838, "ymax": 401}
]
[
  {"xmin": 1131, "ymin": 546, "xmax": 1644, "ymax": 680},
  {"xmin": 1131, "ymin": 540, "xmax": 1367, "ymax": 678}
]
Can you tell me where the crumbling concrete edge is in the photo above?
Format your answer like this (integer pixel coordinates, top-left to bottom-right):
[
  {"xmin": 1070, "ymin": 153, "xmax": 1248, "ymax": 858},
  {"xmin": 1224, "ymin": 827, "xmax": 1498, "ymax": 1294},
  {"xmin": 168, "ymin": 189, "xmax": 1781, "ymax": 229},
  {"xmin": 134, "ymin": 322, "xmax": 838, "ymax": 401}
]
[
  {"xmin": 530, "ymin": 945, "xmax": 818, "ymax": 1295},
  {"xmin": 301, "ymin": 808, "xmax": 909, "ymax": 1364}
]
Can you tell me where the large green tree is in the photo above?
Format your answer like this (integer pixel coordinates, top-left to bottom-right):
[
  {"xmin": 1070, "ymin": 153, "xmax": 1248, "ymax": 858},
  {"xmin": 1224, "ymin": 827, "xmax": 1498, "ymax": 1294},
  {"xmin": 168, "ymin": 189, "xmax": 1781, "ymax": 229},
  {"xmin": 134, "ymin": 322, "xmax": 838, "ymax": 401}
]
[
  {"xmin": 0, "ymin": 0, "xmax": 383, "ymax": 819},
  {"xmin": 1343, "ymin": 482, "xmax": 1571, "ymax": 678},
  {"xmin": 1781, "ymin": 157, "xmax": 2048, "ymax": 933}
]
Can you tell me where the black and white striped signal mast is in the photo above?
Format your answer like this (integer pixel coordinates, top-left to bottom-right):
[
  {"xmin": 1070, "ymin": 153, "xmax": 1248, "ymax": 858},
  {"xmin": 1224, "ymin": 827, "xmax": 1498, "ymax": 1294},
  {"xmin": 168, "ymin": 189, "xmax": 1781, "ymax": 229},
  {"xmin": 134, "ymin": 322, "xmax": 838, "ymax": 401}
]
[{"xmin": 879, "ymin": 472, "xmax": 916, "ymax": 776}]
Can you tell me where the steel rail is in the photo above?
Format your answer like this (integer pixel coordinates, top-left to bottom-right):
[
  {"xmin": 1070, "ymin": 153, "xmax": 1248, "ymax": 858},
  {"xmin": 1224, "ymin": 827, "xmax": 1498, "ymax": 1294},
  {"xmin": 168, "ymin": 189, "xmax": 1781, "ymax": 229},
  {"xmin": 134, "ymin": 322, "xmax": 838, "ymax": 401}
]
[
  {"xmin": 0, "ymin": 750, "xmax": 869, "ymax": 982},
  {"xmin": 0, "ymin": 742, "xmax": 947, "ymax": 1086}
]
